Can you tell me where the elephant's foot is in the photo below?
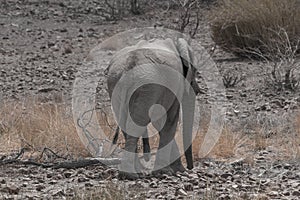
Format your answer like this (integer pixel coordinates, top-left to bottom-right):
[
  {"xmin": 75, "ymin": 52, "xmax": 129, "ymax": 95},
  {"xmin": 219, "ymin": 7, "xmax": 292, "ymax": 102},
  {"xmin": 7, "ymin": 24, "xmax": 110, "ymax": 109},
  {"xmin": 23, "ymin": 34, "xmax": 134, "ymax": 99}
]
[
  {"xmin": 118, "ymin": 171, "xmax": 142, "ymax": 180},
  {"xmin": 143, "ymin": 144, "xmax": 151, "ymax": 162},
  {"xmin": 143, "ymin": 152, "xmax": 151, "ymax": 162},
  {"xmin": 151, "ymin": 166, "xmax": 175, "ymax": 177},
  {"xmin": 170, "ymin": 159, "xmax": 186, "ymax": 173}
]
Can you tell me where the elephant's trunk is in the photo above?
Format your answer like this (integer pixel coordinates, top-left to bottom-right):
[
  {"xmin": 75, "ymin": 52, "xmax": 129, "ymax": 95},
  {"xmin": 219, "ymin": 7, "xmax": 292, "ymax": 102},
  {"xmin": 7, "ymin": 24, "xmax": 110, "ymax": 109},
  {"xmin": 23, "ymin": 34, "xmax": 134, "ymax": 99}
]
[{"xmin": 182, "ymin": 88, "xmax": 195, "ymax": 170}]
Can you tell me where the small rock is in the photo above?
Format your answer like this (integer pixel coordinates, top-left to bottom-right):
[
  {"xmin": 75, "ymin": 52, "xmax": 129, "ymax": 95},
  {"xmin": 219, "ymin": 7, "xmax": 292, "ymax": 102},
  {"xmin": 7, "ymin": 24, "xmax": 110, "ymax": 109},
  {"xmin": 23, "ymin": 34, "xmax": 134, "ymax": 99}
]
[
  {"xmin": 292, "ymin": 190, "xmax": 300, "ymax": 196},
  {"xmin": 240, "ymin": 93, "xmax": 247, "ymax": 97},
  {"xmin": 64, "ymin": 46, "xmax": 72, "ymax": 54},
  {"xmin": 226, "ymin": 112, "xmax": 234, "ymax": 117},
  {"xmin": 77, "ymin": 176, "xmax": 89, "ymax": 183},
  {"xmin": 3, "ymin": 184, "xmax": 20, "ymax": 195},
  {"xmin": 176, "ymin": 188, "xmax": 187, "ymax": 196},
  {"xmin": 232, "ymin": 184, "xmax": 238, "ymax": 189},
  {"xmin": 219, "ymin": 193, "xmax": 231, "ymax": 200},
  {"xmin": 268, "ymin": 191, "xmax": 279, "ymax": 197},
  {"xmin": 64, "ymin": 171, "xmax": 73, "ymax": 178},
  {"xmin": 85, "ymin": 182, "xmax": 94, "ymax": 187},
  {"xmin": 221, "ymin": 173, "xmax": 232, "ymax": 179},
  {"xmin": 52, "ymin": 189, "xmax": 65, "ymax": 196},
  {"xmin": 184, "ymin": 183, "xmax": 193, "ymax": 191},
  {"xmin": 36, "ymin": 184, "xmax": 45, "ymax": 191},
  {"xmin": 283, "ymin": 190, "xmax": 290, "ymax": 196},
  {"xmin": 233, "ymin": 109, "xmax": 240, "ymax": 114},
  {"xmin": 150, "ymin": 181, "xmax": 158, "ymax": 188},
  {"xmin": 54, "ymin": 174, "xmax": 63, "ymax": 180},
  {"xmin": 226, "ymin": 94, "xmax": 233, "ymax": 99}
]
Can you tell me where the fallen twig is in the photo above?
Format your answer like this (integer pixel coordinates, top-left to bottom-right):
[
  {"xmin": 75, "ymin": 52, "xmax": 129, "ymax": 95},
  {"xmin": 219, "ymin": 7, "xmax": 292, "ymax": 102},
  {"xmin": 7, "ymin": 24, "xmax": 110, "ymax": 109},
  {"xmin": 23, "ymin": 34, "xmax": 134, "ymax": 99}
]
[{"xmin": 0, "ymin": 157, "xmax": 121, "ymax": 169}]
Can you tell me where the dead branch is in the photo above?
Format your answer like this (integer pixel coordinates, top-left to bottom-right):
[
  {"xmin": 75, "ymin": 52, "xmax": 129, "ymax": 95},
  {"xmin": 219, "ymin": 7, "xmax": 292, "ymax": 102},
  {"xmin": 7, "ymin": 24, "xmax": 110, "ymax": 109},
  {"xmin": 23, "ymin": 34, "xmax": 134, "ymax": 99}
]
[
  {"xmin": 176, "ymin": 0, "xmax": 201, "ymax": 38},
  {"xmin": 0, "ymin": 144, "xmax": 120, "ymax": 170},
  {"xmin": 0, "ymin": 156, "xmax": 120, "ymax": 169},
  {"xmin": 39, "ymin": 147, "xmax": 68, "ymax": 161},
  {"xmin": 51, "ymin": 158, "xmax": 121, "ymax": 169}
]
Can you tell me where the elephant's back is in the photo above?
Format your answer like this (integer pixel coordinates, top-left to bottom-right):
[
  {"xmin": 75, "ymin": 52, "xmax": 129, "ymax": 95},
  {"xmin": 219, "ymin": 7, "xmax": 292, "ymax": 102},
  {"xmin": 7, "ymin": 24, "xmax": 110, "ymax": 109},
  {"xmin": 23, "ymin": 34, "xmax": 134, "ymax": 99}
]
[{"xmin": 106, "ymin": 39, "xmax": 184, "ymax": 101}]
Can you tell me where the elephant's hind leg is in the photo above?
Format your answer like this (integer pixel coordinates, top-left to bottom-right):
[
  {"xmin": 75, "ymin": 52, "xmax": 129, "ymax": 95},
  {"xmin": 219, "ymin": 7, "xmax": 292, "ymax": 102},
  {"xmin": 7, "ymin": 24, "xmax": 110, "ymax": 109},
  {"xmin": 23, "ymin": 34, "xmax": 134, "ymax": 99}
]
[
  {"xmin": 152, "ymin": 101, "xmax": 182, "ymax": 176},
  {"xmin": 118, "ymin": 135, "xmax": 140, "ymax": 180},
  {"xmin": 142, "ymin": 129, "xmax": 151, "ymax": 162}
]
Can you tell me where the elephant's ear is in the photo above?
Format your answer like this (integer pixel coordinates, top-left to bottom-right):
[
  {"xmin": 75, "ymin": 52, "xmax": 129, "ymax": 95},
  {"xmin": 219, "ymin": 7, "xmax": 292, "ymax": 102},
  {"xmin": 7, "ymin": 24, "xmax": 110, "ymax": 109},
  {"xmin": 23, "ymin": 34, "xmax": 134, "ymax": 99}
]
[{"xmin": 176, "ymin": 38, "xmax": 194, "ymax": 91}]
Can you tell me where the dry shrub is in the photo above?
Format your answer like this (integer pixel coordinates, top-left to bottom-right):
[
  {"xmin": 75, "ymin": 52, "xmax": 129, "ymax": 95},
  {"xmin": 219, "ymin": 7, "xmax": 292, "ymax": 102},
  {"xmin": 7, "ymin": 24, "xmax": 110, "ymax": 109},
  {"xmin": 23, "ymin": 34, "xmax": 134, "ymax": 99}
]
[
  {"xmin": 208, "ymin": 126, "xmax": 246, "ymax": 158},
  {"xmin": 252, "ymin": 129, "xmax": 268, "ymax": 151},
  {"xmin": 292, "ymin": 113, "xmax": 300, "ymax": 158},
  {"xmin": 210, "ymin": 0, "xmax": 300, "ymax": 59},
  {"xmin": 0, "ymin": 99, "xmax": 89, "ymax": 158},
  {"xmin": 240, "ymin": 111, "xmax": 300, "ymax": 161},
  {"xmin": 191, "ymin": 123, "xmax": 246, "ymax": 160}
]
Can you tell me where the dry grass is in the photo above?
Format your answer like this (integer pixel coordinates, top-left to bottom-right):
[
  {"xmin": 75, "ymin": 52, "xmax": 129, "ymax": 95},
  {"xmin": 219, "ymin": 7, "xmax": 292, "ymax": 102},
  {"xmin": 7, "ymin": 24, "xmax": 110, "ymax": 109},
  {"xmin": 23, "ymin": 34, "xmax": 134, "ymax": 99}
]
[
  {"xmin": 210, "ymin": 0, "xmax": 300, "ymax": 59},
  {"xmin": 208, "ymin": 126, "xmax": 246, "ymax": 158},
  {"xmin": 1, "ymin": 98, "xmax": 300, "ymax": 163},
  {"xmin": 291, "ymin": 113, "xmax": 300, "ymax": 157},
  {"xmin": 0, "ymin": 99, "xmax": 88, "ymax": 159},
  {"xmin": 192, "ymin": 111, "xmax": 300, "ymax": 163}
]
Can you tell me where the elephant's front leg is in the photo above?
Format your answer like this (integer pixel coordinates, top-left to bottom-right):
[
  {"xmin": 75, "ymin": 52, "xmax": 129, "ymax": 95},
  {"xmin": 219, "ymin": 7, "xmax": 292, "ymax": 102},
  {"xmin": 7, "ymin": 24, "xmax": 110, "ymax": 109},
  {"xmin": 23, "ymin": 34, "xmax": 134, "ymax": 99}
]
[{"xmin": 118, "ymin": 135, "xmax": 140, "ymax": 180}]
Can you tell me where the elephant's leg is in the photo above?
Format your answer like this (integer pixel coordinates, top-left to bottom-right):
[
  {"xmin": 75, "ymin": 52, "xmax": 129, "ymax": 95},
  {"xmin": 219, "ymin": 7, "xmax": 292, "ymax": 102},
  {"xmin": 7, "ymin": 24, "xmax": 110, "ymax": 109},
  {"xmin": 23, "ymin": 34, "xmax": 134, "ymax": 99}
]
[
  {"xmin": 118, "ymin": 134, "xmax": 140, "ymax": 180},
  {"xmin": 142, "ymin": 129, "xmax": 151, "ymax": 162},
  {"xmin": 152, "ymin": 101, "xmax": 181, "ymax": 175},
  {"xmin": 169, "ymin": 141, "xmax": 185, "ymax": 173}
]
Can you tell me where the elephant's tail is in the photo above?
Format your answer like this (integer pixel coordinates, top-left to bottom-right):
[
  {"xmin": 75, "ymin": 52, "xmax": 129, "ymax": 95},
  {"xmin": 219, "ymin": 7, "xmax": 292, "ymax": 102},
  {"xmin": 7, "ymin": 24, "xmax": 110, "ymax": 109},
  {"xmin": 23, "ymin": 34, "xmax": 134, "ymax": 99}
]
[{"xmin": 182, "ymin": 88, "xmax": 195, "ymax": 170}]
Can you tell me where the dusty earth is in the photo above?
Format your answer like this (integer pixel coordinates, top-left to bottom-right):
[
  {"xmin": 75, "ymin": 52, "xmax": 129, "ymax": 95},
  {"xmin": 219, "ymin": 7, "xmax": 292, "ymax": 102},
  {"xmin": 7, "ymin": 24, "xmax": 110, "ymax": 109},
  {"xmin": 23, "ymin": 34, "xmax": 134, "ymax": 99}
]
[{"xmin": 1, "ymin": 0, "xmax": 300, "ymax": 199}]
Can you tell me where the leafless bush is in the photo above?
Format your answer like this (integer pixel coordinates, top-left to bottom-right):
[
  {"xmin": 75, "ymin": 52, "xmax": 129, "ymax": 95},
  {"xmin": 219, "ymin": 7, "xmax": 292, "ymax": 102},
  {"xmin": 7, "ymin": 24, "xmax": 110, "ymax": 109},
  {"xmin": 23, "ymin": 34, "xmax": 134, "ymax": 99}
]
[
  {"xmin": 262, "ymin": 29, "xmax": 300, "ymax": 91},
  {"xmin": 96, "ymin": 0, "xmax": 143, "ymax": 20},
  {"xmin": 267, "ymin": 60, "xmax": 300, "ymax": 91},
  {"xmin": 174, "ymin": 0, "xmax": 201, "ymax": 38},
  {"xmin": 221, "ymin": 68, "xmax": 245, "ymax": 88}
]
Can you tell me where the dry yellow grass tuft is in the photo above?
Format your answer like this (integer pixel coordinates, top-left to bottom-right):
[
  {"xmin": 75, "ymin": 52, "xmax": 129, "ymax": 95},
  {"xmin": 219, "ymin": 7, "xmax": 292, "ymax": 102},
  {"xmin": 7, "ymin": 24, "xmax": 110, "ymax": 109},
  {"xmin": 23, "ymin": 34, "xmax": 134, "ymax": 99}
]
[
  {"xmin": 192, "ymin": 126, "xmax": 247, "ymax": 160},
  {"xmin": 0, "ymin": 99, "xmax": 88, "ymax": 158}
]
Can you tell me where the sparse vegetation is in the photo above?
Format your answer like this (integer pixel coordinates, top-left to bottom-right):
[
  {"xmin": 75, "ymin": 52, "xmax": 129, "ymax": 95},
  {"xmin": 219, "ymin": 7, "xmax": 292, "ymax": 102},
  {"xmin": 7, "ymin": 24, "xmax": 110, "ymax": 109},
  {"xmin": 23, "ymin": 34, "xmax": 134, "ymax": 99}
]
[
  {"xmin": 221, "ymin": 68, "xmax": 245, "ymax": 88},
  {"xmin": 210, "ymin": 0, "xmax": 300, "ymax": 91},
  {"xmin": 0, "ymin": 99, "xmax": 88, "ymax": 159},
  {"xmin": 2, "ymin": 98, "xmax": 300, "ymax": 162},
  {"xmin": 266, "ymin": 59, "xmax": 300, "ymax": 91},
  {"xmin": 174, "ymin": 0, "xmax": 201, "ymax": 38},
  {"xmin": 97, "ymin": 0, "xmax": 144, "ymax": 20},
  {"xmin": 210, "ymin": 0, "xmax": 300, "ymax": 59}
]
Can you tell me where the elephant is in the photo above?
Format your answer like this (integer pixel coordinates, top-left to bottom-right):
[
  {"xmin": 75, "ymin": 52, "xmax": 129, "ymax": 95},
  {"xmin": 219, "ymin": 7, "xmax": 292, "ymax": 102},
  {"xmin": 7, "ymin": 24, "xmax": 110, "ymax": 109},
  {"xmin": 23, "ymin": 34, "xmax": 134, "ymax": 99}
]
[{"xmin": 106, "ymin": 38, "xmax": 201, "ymax": 179}]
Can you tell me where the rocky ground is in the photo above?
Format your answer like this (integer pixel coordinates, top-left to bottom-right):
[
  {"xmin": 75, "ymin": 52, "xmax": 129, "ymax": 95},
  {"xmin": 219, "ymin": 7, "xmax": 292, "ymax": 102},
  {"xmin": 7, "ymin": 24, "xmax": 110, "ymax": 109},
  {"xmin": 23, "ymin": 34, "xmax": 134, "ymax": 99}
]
[
  {"xmin": 1, "ymin": 0, "xmax": 300, "ymax": 199},
  {"xmin": 1, "ymin": 149, "xmax": 300, "ymax": 199}
]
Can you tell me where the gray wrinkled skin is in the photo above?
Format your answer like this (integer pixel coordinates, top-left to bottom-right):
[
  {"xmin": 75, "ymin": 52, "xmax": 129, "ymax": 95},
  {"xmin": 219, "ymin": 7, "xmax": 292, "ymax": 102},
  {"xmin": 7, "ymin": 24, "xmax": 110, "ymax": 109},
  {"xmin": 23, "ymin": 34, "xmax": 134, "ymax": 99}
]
[{"xmin": 106, "ymin": 38, "xmax": 199, "ymax": 179}]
